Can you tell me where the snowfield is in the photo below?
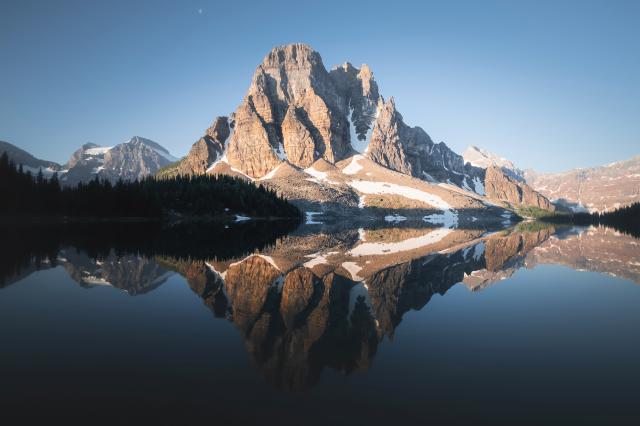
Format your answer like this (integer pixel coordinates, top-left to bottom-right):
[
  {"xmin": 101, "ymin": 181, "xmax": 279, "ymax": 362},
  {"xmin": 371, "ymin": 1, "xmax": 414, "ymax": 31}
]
[
  {"xmin": 473, "ymin": 176, "xmax": 485, "ymax": 195},
  {"xmin": 342, "ymin": 155, "xmax": 364, "ymax": 175},
  {"xmin": 304, "ymin": 167, "xmax": 339, "ymax": 185},
  {"xmin": 342, "ymin": 261, "xmax": 364, "ymax": 281},
  {"xmin": 349, "ymin": 228, "xmax": 453, "ymax": 256},
  {"xmin": 85, "ymin": 146, "xmax": 113, "ymax": 156},
  {"xmin": 303, "ymin": 252, "xmax": 334, "ymax": 269},
  {"xmin": 347, "ymin": 180, "xmax": 452, "ymax": 210}
]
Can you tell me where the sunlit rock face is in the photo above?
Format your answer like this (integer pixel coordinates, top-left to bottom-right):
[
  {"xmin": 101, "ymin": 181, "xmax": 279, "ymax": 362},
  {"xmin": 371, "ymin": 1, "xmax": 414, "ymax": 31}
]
[
  {"xmin": 484, "ymin": 166, "xmax": 555, "ymax": 211},
  {"xmin": 225, "ymin": 44, "xmax": 352, "ymax": 176},
  {"xmin": 161, "ymin": 116, "xmax": 231, "ymax": 177}
]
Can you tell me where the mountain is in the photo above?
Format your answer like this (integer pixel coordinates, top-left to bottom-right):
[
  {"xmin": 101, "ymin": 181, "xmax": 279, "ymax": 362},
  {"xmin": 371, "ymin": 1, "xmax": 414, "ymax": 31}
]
[
  {"xmin": 169, "ymin": 43, "xmax": 552, "ymax": 220},
  {"xmin": 61, "ymin": 136, "xmax": 177, "ymax": 185},
  {"xmin": 524, "ymin": 156, "xmax": 640, "ymax": 213},
  {"xmin": 0, "ymin": 140, "xmax": 61, "ymax": 176},
  {"xmin": 463, "ymin": 145, "xmax": 524, "ymax": 181}
]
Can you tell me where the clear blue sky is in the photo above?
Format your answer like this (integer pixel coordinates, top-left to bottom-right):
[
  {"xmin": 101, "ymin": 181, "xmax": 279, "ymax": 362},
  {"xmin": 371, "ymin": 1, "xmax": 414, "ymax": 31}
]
[{"xmin": 1, "ymin": 0, "xmax": 638, "ymax": 172}]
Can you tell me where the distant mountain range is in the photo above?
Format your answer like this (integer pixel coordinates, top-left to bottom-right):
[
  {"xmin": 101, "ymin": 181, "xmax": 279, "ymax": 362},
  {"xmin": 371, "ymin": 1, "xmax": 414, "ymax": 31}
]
[
  {"xmin": 463, "ymin": 143, "xmax": 640, "ymax": 213},
  {"xmin": 0, "ymin": 136, "xmax": 177, "ymax": 186},
  {"xmin": 525, "ymin": 156, "xmax": 640, "ymax": 212},
  {"xmin": 2, "ymin": 44, "xmax": 637, "ymax": 216}
]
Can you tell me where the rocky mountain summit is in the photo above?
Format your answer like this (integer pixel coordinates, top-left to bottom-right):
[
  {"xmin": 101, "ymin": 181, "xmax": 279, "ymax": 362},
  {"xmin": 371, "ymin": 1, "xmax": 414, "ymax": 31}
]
[
  {"xmin": 463, "ymin": 145, "xmax": 524, "ymax": 181},
  {"xmin": 61, "ymin": 136, "xmax": 177, "ymax": 185},
  {"xmin": 0, "ymin": 138, "xmax": 177, "ymax": 186},
  {"xmin": 166, "ymin": 43, "xmax": 552, "ymax": 220}
]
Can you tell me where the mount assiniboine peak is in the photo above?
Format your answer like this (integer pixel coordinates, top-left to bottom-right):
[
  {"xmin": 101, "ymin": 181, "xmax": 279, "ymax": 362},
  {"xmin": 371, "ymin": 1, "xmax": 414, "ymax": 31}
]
[{"xmin": 162, "ymin": 44, "xmax": 553, "ymax": 221}]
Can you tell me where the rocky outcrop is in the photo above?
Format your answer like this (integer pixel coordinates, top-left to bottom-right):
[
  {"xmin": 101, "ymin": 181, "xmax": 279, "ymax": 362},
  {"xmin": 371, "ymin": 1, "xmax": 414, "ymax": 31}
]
[
  {"xmin": 167, "ymin": 116, "xmax": 231, "ymax": 177},
  {"xmin": 525, "ymin": 156, "xmax": 640, "ymax": 212},
  {"xmin": 329, "ymin": 62, "xmax": 380, "ymax": 152},
  {"xmin": 484, "ymin": 165, "xmax": 555, "ymax": 211}
]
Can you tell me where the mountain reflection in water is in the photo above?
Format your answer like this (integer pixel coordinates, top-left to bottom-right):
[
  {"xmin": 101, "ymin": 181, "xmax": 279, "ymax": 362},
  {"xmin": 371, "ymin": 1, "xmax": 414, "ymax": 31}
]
[{"xmin": 2, "ymin": 221, "xmax": 639, "ymax": 393}]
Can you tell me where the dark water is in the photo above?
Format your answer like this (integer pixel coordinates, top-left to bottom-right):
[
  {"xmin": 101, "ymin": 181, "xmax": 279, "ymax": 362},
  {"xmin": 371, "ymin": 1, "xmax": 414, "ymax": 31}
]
[{"xmin": 1, "ymin": 221, "xmax": 640, "ymax": 425}]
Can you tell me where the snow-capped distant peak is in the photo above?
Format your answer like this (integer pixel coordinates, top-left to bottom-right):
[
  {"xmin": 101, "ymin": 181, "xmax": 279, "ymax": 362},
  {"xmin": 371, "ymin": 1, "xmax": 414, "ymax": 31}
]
[
  {"xmin": 84, "ymin": 146, "xmax": 113, "ymax": 156},
  {"xmin": 463, "ymin": 145, "xmax": 524, "ymax": 180}
]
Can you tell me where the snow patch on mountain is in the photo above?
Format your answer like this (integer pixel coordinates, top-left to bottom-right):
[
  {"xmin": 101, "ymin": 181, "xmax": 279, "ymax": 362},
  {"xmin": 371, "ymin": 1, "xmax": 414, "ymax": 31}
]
[
  {"xmin": 347, "ymin": 180, "xmax": 452, "ymax": 210},
  {"xmin": 342, "ymin": 261, "xmax": 364, "ymax": 281},
  {"xmin": 342, "ymin": 155, "xmax": 364, "ymax": 175},
  {"xmin": 84, "ymin": 146, "xmax": 113, "ymax": 156},
  {"xmin": 305, "ymin": 167, "xmax": 338, "ymax": 185},
  {"xmin": 472, "ymin": 176, "xmax": 485, "ymax": 195},
  {"xmin": 349, "ymin": 228, "xmax": 453, "ymax": 256}
]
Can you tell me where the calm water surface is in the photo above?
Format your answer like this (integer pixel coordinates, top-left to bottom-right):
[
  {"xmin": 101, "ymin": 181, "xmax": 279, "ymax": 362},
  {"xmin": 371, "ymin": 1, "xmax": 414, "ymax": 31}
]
[{"xmin": 1, "ymin": 222, "xmax": 639, "ymax": 424}]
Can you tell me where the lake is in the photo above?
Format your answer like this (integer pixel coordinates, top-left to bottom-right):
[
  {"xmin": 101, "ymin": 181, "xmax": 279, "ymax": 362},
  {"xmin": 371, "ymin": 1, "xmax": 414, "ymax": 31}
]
[{"xmin": 1, "ymin": 221, "xmax": 639, "ymax": 424}]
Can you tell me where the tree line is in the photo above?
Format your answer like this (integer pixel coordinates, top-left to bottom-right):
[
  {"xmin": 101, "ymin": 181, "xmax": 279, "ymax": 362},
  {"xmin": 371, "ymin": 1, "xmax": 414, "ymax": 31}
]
[
  {"xmin": 0, "ymin": 152, "xmax": 300, "ymax": 219},
  {"xmin": 542, "ymin": 202, "xmax": 640, "ymax": 238}
]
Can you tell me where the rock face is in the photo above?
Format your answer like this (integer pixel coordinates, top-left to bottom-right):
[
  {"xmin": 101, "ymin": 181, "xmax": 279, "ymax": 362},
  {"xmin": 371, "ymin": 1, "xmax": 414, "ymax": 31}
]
[
  {"xmin": 484, "ymin": 165, "xmax": 555, "ymax": 211},
  {"xmin": 218, "ymin": 44, "xmax": 389, "ymax": 178},
  {"xmin": 367, "ymin": 97, "xmax": 480, "ymax": 184},
  {"xmin": 224, "ymin": 44, "xmax": 350, "ymax": 177},
  {"xmin": 524, "ymin": 156, "xmax": 640, "ymax": 212},
  {"xmin": 0, "ymin": 140, "xmax": 61, "ymax": 176},
  {"xmin": 61, "ymin": 136, "xmax": 177, "ymax": 186}
]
